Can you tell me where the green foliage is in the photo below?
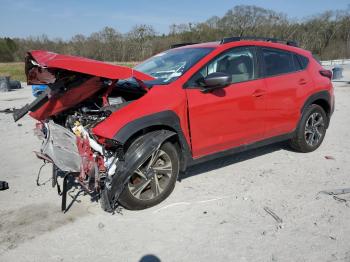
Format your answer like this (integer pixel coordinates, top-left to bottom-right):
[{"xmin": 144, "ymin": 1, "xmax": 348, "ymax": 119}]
[
  {"xmin": 0, "ymin": 38, "xmax": 17, "ymax": 62},
  {"xmin": 1, "ymin": 5, "xmax": 350, "ymax": 62},
  {"xmin": 0, "ymin": 62, "xmax": 136, "ymax": 82},
  {"xmin": 0, "ymin": 63, "xmax": 25, "ymax": 81}
]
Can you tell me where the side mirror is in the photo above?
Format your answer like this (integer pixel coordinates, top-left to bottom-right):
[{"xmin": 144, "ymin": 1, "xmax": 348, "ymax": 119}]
[{"xmin": 201, "ymin": 72, "xmax": 231, "ymax": 93}]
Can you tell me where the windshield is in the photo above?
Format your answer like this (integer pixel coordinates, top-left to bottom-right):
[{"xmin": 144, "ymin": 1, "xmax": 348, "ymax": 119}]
[{"xmin": 134, "ymin": 47, "xmax": 214, "ymax": 84}]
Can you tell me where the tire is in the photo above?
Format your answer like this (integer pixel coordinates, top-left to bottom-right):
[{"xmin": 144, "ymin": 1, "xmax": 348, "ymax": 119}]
[
  {"xmin": 118, "ymin": 141, "xmax": 179, "ymax": 210},
  {"xmin": 290, "ymin": 104, "xmax": 328, "ymax": 152}
]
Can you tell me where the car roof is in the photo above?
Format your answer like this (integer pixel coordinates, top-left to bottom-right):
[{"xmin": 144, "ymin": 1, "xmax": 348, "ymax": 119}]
[
  {"xmin": 174, "ymin": 42, "xmax": 220, "ymax": 49},
  {"xmin": 175, "ymin": 40, "xmax": 310, "ymax": 56}
]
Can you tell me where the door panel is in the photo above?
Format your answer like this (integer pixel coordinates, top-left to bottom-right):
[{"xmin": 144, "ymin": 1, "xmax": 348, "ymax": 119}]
[
  {"xmin": 263, "ymin": 71, "xmax": 312, "ymax": 137},
  {"xmin": 261, "ymin": 47, "xmax": 313, "ymax": 138},
  {"xmin": 186, "ymin": 79, "xmax": 267, "ymax": 158},
  {"xmin": 185, "ymin": 46, "xmax": 268, "ymax": 158}
]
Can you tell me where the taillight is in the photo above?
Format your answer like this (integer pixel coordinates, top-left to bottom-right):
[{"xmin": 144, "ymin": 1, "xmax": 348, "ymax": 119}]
[{"xmin": 319, "ymin": 69, "xmax": 332, "ymax": 80}]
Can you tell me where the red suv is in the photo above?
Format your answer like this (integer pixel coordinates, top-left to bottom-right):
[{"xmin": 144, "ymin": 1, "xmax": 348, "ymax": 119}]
[{"xmin": 14, "ymin": 37, "xmax": 334, "ymax": 212}]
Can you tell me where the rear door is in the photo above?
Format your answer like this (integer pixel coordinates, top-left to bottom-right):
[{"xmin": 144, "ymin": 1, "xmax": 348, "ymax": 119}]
[
  {"xmin": 260, "ymin": 47, "xmax": 313, "ymax": 138},
  {"xmin": 185, "ymin": 46, "xmax": 267, "ymax": 158}
]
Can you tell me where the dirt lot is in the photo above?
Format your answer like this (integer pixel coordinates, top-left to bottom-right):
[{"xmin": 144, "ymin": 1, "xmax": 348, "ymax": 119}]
[{"xmin": 0, "ymin": 78, "xmax": 350, "ymax": 261}]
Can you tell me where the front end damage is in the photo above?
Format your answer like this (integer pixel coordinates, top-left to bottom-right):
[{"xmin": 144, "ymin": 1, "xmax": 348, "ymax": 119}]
[
  {"xmin": 15, "ymin": 50, "xmax": 173, "ymax": 212},
  {"xmin": 35, "ymin": 120, "xmax": 175, "ymax": 212}
]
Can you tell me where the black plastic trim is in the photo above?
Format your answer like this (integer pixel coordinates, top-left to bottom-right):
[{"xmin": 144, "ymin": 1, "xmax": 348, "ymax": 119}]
[
  {"xmin": 13, "ymin": 89, "xmax": 49, "ymax": 122},
  {"xmin": 301, "ymin": 90, "xmax": 332, "ymax": 127},
  {"xmin": 301, "ymin": 90, "xmax": 331, "ymax": 114},
  {"xmin": 171, "ymin": 43, "xmax": 198, "ymax": 49},
  {"xmin": 113, "ymin": 110, "xmax": 192, "ymax": 171},
  {"xmin": 220, "ymin": 36, "xmax": 298, "ymax": 47},
  {"xmin": 188, "ymin": 133, "xmax": 294, "ymax": 167}
]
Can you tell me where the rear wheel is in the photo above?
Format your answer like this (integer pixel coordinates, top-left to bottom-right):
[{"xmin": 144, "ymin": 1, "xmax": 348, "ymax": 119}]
[
  {"xmin": 290, "ymin": 104, "xmax": 328, "ymax": 152},
  {"xmin": 118, "ymin": 141, "xmax": 179, "ymax": 210}
]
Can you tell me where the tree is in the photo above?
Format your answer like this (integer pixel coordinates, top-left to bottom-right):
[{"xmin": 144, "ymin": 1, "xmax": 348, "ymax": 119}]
[
  {"xmin": 0, "ymin": 38, "xmax": 17, "ymax": 62},
  {"xmin": 2, "ymin": 5, "xmax": 350, "ymax": 62}
]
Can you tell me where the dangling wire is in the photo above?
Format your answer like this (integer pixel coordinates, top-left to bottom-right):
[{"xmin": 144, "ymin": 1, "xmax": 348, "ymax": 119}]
[{"xmin": 36, "ymin": 160, "xmax": 52, "ymax": 186}]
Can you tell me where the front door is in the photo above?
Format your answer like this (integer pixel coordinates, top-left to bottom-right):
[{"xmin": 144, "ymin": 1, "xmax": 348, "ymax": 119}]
[{"xmin": 185, "ymin": 46, "xmax": 267, "ymax": 158}]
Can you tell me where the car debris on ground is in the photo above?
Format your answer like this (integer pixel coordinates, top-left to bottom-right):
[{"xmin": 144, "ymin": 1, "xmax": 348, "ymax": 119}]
[
  {"xmin": 0, "ymin": 76, "xmax": 22, "ymax": 92},
  {"xmin": 0, "ymin": 181, "xmax": 9, "ymax": 191},
  {"xmin": 0, "ymin": 108, "xmax": 15, "ymax": 114},
  {"xmin": 319, "ymin": 188, "xmax": 350, "ymax": 195},
  {"xmin": 263, "ymin": 206, "xmax": 283, "ymax": 227},
  {"xmin": 318, "ymin": 187, "xmax": 350, "ymax": 205}
]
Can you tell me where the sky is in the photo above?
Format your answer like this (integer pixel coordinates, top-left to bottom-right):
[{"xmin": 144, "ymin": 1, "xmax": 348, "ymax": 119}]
[{"xmin": 0, "ymin": 0, "xmax": 349, "ymax": 39}]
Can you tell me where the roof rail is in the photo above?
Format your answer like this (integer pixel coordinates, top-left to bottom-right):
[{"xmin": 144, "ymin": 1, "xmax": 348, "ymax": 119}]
[
  {"xmin": 170, "ymin": 42, "xmax": 197, "ymax": 49},
  {"xmin": 220, "ymin": 36, "xmax": 298, "ymax": 47}
]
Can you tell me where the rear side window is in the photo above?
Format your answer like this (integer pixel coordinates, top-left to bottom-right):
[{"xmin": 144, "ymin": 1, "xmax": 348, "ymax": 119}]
[
  {"xmin": 262, "ymin": 48, "xmax": 299, "ymax": 77},
  {"xmin": 293, "ymin": 55, "xmax": 302, "ymax": 70},
  {"xmin": 298, "ymin": 55, "xmax": 310, "ymax": 68}
]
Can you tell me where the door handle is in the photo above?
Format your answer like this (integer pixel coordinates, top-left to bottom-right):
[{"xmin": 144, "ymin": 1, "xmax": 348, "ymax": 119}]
[
  {"xmin": 252, "ymin": 89, "xmax": 266, "ymax": 97},
  {"xmin": 298, "ymin": 79, "xmax": 307, "ymax": 85}
]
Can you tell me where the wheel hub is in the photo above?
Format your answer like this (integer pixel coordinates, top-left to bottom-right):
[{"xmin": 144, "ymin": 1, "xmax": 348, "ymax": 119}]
[
  {"xmin": 145, "ymin": 168, "xmax": 156, "ymax": 179},
  {"xmin": 127, "ymin": 149, "xmax": 173, "ymax": 201},
  {"xmin": 304, "ymin": 112, "xmax": 325, "ymax": 147}
]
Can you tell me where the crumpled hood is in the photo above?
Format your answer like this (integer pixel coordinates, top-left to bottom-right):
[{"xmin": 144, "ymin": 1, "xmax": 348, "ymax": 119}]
[
  {"xmin": 13, "ymin": 50, "xmax": 155, "ymax": 122},
  {"xmin": 26, "ymin": 50, "xmax": 154, "ymax": 84}
]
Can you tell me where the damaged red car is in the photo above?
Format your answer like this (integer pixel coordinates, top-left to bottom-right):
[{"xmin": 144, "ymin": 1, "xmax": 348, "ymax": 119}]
[{"xmin": 14, "ymin": 37, "xmax": 334, "ymax": 212}]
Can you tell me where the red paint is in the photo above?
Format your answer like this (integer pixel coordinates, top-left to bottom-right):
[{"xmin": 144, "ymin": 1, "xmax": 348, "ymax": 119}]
[
  {"xmin": 28, "ymin": 50, "xmax": 155, "ymax": 81},
  {"xmin": 27, "ymin": 50, "xmax": 154, "ymax": 120},
  {"xmin": 76, "ymin": 135, "xmax": 105, "ymax": 181},
  {"xmin": 76, "ymin": 136, "xmax": 95, "ymax": 180},
  {"xmin": 185, "ymin": 79, "xmax": 267, "ymax": 157},
  {"xmin": 29, "ymin": 77, "xmax": 103, "ymax": 120},
  {"xmin": 28, "ymin": 40, "xmax": 334, "ymax": 160}
]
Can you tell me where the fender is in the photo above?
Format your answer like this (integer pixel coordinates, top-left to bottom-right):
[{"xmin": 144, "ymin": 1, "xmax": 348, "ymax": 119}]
[
  {"xmin": 301, "ymin": 90, "xmax": 331, "ymax": 115},
  {"xmin": 100, "ymin": 130, "xmax": 176, "ymax": 212},
  {"xmin": 113, "ymin": 110, "xmax": 192, "ymax": 170},
  {"xmin": 300, "ymin": 90, "xmax": 332, "ymax": 128}
]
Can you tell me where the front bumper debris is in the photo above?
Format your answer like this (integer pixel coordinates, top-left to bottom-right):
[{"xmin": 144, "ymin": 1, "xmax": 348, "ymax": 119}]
[
  {"xmin": 34, "ymin": 121, "xmax": 176, "ymax": 213},
  {"xmin": 100, "ymin": 130, "xmax": 176, "ymax": 212},
  {"xmin": 37, "ymin": 121, "xmax": 82, "ymax": 173}
]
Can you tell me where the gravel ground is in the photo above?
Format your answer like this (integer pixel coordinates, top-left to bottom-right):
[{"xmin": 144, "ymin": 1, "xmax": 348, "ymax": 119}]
[{"xmin": 0, "ymin": 79, "xmax": 349, "ymax": 262}]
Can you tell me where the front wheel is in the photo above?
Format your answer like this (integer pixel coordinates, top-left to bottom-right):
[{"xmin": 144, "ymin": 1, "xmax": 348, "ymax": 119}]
[
  {"xmin": 118, "ymin": 141, "xmax": 179, "ymax": 210},
  {"xmin": 290, "ymin": 104, "xmax": 328, "ymax": 152}
]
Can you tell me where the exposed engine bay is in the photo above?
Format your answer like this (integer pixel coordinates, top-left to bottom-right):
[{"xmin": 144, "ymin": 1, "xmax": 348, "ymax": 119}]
[
  {"xmin": 14, "ymin": 50, "xmax": 176, "ymax": 212},
  {"xmin": 32, "ymin": 80, "xmax": 146, "ymax": 211}
]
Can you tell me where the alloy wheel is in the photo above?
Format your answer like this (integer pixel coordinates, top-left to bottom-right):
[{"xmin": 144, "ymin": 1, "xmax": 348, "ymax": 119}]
[
  {"xmin": 304, "ymin": 112, "xmax": 325, "ymax": 147},
  {"xmin": 127, "ymin": 149, "xmax": 173, "ymax": 200}
]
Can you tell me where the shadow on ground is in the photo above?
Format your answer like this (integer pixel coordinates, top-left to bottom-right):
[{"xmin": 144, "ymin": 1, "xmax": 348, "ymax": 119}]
[
  {"xmin": 182, "ymin": 141, "xmax": 290, "ymax": 179},
  {"xmin": 32, "ymin": 142, "xmax": 292, "ymax": 213},
  {"xmin": 0, "ymin": 203, "xmax": 89, "ymax": 253}
]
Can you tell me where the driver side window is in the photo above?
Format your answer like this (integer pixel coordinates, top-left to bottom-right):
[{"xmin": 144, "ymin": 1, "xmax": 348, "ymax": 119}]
[{"xmin": 187, "ymin": 47, "xmax": 257, "ymax": 87}]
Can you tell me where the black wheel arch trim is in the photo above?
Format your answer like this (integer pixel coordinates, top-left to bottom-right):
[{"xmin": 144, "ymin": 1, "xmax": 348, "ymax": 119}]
[
  {"xmin": 301, "ymin": 90, "xmax": 330, "ymax": 114},
  {"xmin": 101, "ymin": 129, "xmax": 177, "ymax": 212},
  {"xmin": 112, "ymin": 110, "xmax": 192, "ymax": 171},
  {"xmin": 301, "ymin": 90, "xmax": 333, "ymax": 127}
]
